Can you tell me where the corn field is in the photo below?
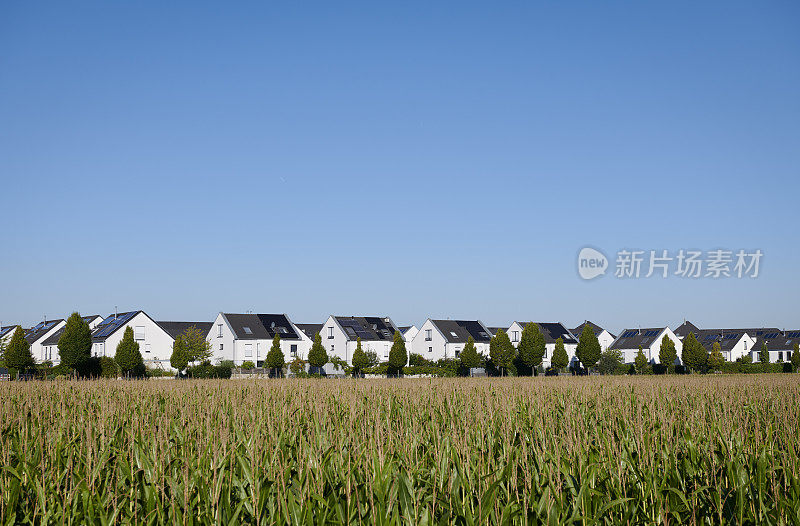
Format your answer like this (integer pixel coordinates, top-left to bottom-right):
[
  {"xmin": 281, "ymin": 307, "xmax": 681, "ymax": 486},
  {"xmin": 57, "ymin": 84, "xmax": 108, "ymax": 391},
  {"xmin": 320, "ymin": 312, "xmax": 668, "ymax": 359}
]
[{"xmin": 1, "ymin": 375, "xmax": 798, "ymax": 525}]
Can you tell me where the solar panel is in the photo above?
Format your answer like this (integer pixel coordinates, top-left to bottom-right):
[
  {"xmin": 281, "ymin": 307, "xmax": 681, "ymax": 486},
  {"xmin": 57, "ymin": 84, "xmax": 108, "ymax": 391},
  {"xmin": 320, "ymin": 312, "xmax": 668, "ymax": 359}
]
[
  {"xmin": 93, "ymin": 312, "xmax": 137, "ymax": 339},
  {"xmin": 622, "ymin": 330, "xmax": 637, "ymax": 338},
  {"xmin": 765, "ymin": 332, "xmax": 780, "ymax": 339}
]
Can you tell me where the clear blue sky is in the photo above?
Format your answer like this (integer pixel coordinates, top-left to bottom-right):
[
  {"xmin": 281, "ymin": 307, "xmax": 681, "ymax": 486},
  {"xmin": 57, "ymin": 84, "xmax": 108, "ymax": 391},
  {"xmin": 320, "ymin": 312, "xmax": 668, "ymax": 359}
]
[{"xmin": 1, "ymin": 1, "xmax": 798, "ymax": 333}]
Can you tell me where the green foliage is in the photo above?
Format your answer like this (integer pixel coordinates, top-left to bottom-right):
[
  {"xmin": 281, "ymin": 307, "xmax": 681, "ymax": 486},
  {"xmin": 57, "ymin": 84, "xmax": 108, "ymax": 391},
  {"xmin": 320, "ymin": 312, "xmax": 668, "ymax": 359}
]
[
  {"xmin": 289, "ymin": 358, "xmax": 308, "ymax": 377},
  {"xmin": 792, "ymin": 344, "xmax": 800, "ymax": 371},
  {"xmin": 551, "ymin": 338, "xmax": 569, "ymax": 372},
  {"xmin": 115, "ymin": 327, "xmax": 144, "ymax": 377},
  {"xmin": 576, "ymin": 325, "xmax": 601, "ymax": 370},
  {"xmin": 760, "ymin": 342, "xmax": 770, "ymax": 364},
  {"xmin": 170, "ymin": 343, "xmax": 188, "ymax": 372},
  {"xmin": 598, "ymin": 348, "xmax": 624, "ymax": 375},
  {"xmin": 659, "ymin": 335, "xmax": 678, "ymax": 372},
  {"xmin": 489, "ymin": 329, "xmax": 515, "ymax": 376},
  {"xmin": 402, "ymin": 365, "xmax": 457, "ymax": 377},
  {"xmin": 266, "ymin": 335, "xmax": 285, "ymax": 373},
  {"xmin": 351, "ymin": 338, "xmax": 369, "ymax": 375},
  {"xmin": 188, "ymin": 360, "xmax": 232, "ymax": 379},
  {"xmin": 634, "ymin": 347, "xmax": 649, "ymax": 375},
  {"xmin": 459, "ymin": 336, "xmax": 481, "ymax": 372},
  {"xmin": 517, "ymin": 323, "xmax": 545, "ymax": 373},
  {"xmin": 307, "ymin": 333, "xmax": 328, "ymax": 368},
  {"xmin": 327, "ymin": 355, "xmax": 350, "ymax": 375},
  {"xmin": 708, "ymin": 342, "xmax": 725, "ymax": 371},
  {"xmin": 682, "ymin": 333, "xmax": 708, "ymax": 373},
  {"xmin": 99, "ymin": 356, "xmax": 118, "ymax": 378},
  {"xmin": 4, "ymin": 327, "xmax": 34, "ymax": 373},
  {"xmin": 241, "ymin": 360, "xmax": 255, "ymax": 370},
  {"xmin": 172, "ymin": 325, "xmax": 212, "ymax": 367},
  {"xmin": 387, "ymin": 331, "xmax": 407, "ymax": 375},
  {"xmin": 58, "ymin": 312, "xmax": 92, "ymax": 373},
  {"xmin": 408, "ymin": 353, "xmax": 430, "ymax": 367}
]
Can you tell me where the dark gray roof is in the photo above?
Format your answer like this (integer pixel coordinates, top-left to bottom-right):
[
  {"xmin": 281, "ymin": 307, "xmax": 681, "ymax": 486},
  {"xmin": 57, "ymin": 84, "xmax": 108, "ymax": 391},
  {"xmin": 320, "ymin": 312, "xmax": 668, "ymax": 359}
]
[
  {"xmin": 572, "ymin": 321, "xmax": 614, "ymax": 339},
  {"xmin": 296, "ymin": 323, "xmax": 323, "ymax": 339},
  {"xmin": 610, "ymin": 328, "xmax": 668, "ymax": 350},
  {"xmin": 158, "ymin": 321, "xmax": 214, "ymax": 340},
  {"xmin": 674, "ymin": 321, "xmax": 700, "ymax": 338},
  {"xmin": 516, "ymin": 322, "xmax": 578, "ymax": 344},
  {"xmin": 334, "ymin": 316, "xmax": 397, "ymax": 341},
  {"xmin": 222, "ymin": 313, "xmax": 301, "ymax": 340},
  {"xmin": 754, "ymin": 331, "xmax": 800, "ymax": 351},
  {"xmin": 736, "ymin": 327, "xmax": 781, "ymax": 338},
  {"xmin": 92, "ymin": 311, "xmax": 145, "ymax": 342},
  {"xmin": 431, "ymin": 320, "xmax": 492, "ymax": 344},
  {"xmin": 694, "ymin": 329, "xmax": 752, "ymax": 353},
  {"xmin": 0, "ymin": 326, "xmax": 19, "ymax": 339},
  {"xmin": 41, "ymin": 315, "xmax": 103, "ymax": 346},
  {"xmin": 24, "ymin": 319, "xmax": 64, "ymax": 344},
  {"xmin": 488, "ymin": 327, "xmax": 504, "ymax": 336}
]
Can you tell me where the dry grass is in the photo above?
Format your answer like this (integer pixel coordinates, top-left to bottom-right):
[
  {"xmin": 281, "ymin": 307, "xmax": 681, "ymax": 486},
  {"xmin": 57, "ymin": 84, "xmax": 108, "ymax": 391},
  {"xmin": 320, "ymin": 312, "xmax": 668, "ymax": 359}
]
[{"xmin": 1, "ymin": 375, "xmax": 798, "ymax": 524}]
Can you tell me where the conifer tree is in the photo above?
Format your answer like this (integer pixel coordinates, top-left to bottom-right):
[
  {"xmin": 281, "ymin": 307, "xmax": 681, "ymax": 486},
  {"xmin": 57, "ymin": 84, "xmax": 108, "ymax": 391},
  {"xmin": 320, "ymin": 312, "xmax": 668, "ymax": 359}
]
[
  {"xmin": 518, "ymin": 323, "xmax": 545, "ymax": 374},
  {"xmin": 115, "ymin": 327, "xmax": 143, "ymax": 377},
  {"xmin": 659, "ymin": 335, "xmax": 678, "ymax": 373},
  {"xmin": 265, "ymin": 334, "xmax": 285, "ymax": 376},
  {"xmin": 490, "ymin": 329, "xmax": 515, "ymax": 377},
  {"xmin": 575, "ymin": 325, "xmax": 601, "ymax": 372},
  {"xmin": 708, "ymin": 342, "xmax": 725, "ymax": 371},
  {"xmin": 759, "ymin": 342, "xmax": 770, "ymax": 364},
  {"xmin": 308, "ymin": 333, "xmax": 328, "ymax": 370},
  {"xmin": 551, "ymin": 337, "xmax": 569, "ymax": 372},
  {"xmin": 351, "ymin": 337, "xmax": 368, "ymax": 377},
  {"xmin": 388, "ymin": 331, "xmax": 407, "ymax": 376},
  {"xmin": 58, "ymin": 312, "xmax": 92, "ymax": 374},
  {"xmin": 634, "ymin": 346, "xmax": 648, "ymax": 374},
  {"xmin": 5, "ymin": 327, "xmax": 34, "ymax": 374},
  {"xmin": 459, "ymin": 336, "xmax": 481, "ymax": 375}
]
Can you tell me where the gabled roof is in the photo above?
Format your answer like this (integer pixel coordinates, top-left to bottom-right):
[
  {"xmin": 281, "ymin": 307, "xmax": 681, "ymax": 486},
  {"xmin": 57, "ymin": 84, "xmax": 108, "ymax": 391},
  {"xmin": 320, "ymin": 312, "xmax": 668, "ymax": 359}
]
[
  {"xmin": 92, "ymin": 311, "xmax": 151, "ymax": 341},
  {"xmin": 41, "ymin": 315, "xmax": 104, "ymax": 346},
  {"xmin": 333, "ymin": 316, "xmax": 397, "ymax": 341},
  {"xmin": 24, "ymin": 319, "xmax": 64, "ymax": 344},
  {"xmin": 430, "ymin": 320, "xmax": 492, "ymax": 344},
  {"xmin": 296, "ymin": 323, "xmax": 323, "ymax": 340},
  {"xmin": 674, "ymin": 320, "xmax": 700, "ymax": 338},
  {"xmin": 222, "ymin": 313, "xmax": 301, "ymax": 340},
  {"xmin": 0, "ymin": 326, "xmax": 18, "ymax": 339},
  {"xmin": 736, "ymin": 327, "xmax": 781, "ymax": 338},
  {"xmin": 753, "ymin": 331, "xmax": 800, "ymax": 351},
  {"xmin": 515, "ymin": 322, "xmax": 578, "ymax": 344},
  {"xmin": 572, "ymin": 321, "xmax": 614, "ymax": 339},
  {"xmin": 694, "ymin": 329, "xmax": 752, "ymax": 353},
  {"xmin": 157, "ymin": 321, "xmax": 214, "ymax": 340},
  {"xmin": 610, "ymin": 328, "xmax": 668, "ymax": 350},
  {"xmin": 488, "ymin": 327, "xmax": 504, "ymax": 336}
]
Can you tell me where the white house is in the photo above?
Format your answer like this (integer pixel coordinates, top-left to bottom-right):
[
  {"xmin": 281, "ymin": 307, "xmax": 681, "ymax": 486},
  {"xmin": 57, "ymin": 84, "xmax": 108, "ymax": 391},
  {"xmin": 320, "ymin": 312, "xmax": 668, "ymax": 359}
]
[
  {"xmin": 0, "ymin": 325, "xmax": 19, "ymax": 347},
  {"xmin": 507, "ymin": 321, "xmax": 579, "ymax": 367},
  {"xmin": 409, "ymin": 319, "xmax": 493, "ymax": 362},
  {"xmin": 400, "ymin": 325, "xmax": 419, "ymax": 342},
  {"xmin": 91, "ymin": 311, "xmax": 175, "ymax": 369},
  {"xmin": 296, "ymin": 323, "xmax": 323, "ymax": 341},
  {"xmin": 40, "ymin": 315, "xmax": 104, "ymax": 364},
  {"xmin": 24, "ymin": 318, "xmax": 66, "ymax": 363},
  {"xmin": 748, "ymin": 330, "xmax": 799, "ymax": 363},
  {"xmin": 609, "ymin": 327, "xmax": 683, "ymax": 365},
  {"xmin": 694, "ymin": 329, "xmax": 756, "ymax": 362},
  {"xmin": 571, "ymin": 321, "xmax": 616, "ymax": 352},
  {"xmin": 673, "ymin": 320, "xmax": 701, "ymax": 340},
  {"xmin": 207, "ymin": 313, "xmax": 312, "ymax": 366},
  {"xmin": 320, "ymin": 315, "xmax": 401, "ymax": 364}
]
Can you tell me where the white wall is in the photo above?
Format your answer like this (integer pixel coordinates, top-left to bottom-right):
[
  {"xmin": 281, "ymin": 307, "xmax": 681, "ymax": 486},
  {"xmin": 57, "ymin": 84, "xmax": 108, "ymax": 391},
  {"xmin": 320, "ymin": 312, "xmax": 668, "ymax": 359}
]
[
  {"xmin": 409, "ymin": 319, "xmax": 490, "ymax": 362},
  {"xmin": 507, "ymin": 322, "xmax": 578, "ymax": 368},
  {"xmin": 92, "ymin": 312, "xmax": 174, "ymax": 370},
  {"xmin": 207, "ymin": 313, "xmax": 313, "ymax": 366},
  {"xmin": 598, "ymin": 331, "xmax": 615, "ymax": 352},
  {"xmin": 32, "ymin": 320, "xmax": 66, "ymax": 363}
]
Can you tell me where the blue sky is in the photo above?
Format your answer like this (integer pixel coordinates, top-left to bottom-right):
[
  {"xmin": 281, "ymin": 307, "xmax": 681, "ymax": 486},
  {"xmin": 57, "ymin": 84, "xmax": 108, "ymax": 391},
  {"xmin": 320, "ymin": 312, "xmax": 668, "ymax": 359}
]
[{"xmin": 1, "ymin": 1, "xmax": 798, "ymax": 333}]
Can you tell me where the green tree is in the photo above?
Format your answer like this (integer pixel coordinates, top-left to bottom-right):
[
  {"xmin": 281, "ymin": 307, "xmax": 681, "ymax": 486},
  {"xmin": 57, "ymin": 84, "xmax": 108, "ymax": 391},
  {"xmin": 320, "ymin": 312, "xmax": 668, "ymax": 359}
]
[
  {"xmin": 708, "ymin": 342, "xmax": 725, "ymax": 371},
  {"xmin": 490, "ymin": 329, "xmax": 515, "ymax": 377},
  {"xmin": 307, "ymin": 333, "xmax": 328, "ymax": 370},
  {"xmin": 759, "ymin": 342, "xmax": 770, "ymax": 364},
  {"xmin": 659, "ymin": 335, "xmax": 678, "ymax": 373},
  {"xmin": 551, "ymin": 337, "xmax": 569, "ymax": 372},
  {"xmin": 5, "ymin": 327, "xmax": 34, "ymax": 374},
  {"xmin": 792, "ymin": 343, "xmax": 800, "ymax": 371},
  {"xmin": 351, "ymin": 338, "xmax": 369, "ymax": 377},
  {"xmin": 170, "ymin": 343, "xmax": 188, "ymax": 373},
  {"xmin": 518, "ymin": 323, "xmax": 545, "ymax": 374},
  {"xmin": 173, "ymin": 325, "xmax": 212, "ymax": 366},
  {"xmin": 460, "ymin": 336, "xmax": 481, "ymax": 375},
  {"xmin": 265, "ymin": 334, "xmax": 285, "ymax": 376},
  {"xmin": 114, "ymin": 327, "xmax": 144, "ymax": 377},
  {"xmin": 682, "ymin": 333, "xmax": 708, "ymax": 373},
  {"xmin": 388, "ymin": 331, "xmax": 407, "ymax": 376},
  {"xmin": 634, "ymin": 346, "xmax": 649, "ymax": 374},
  {"xmin": 576, "ymin": 325, "xmax": 601, "ymax": 372},
  {"xmin": 58, "ymin": 312, "xmax": 92, "ymax": 374},
  {"xmin": 598, "ymin": 349, "xmax": 623, "ymax": 375}
]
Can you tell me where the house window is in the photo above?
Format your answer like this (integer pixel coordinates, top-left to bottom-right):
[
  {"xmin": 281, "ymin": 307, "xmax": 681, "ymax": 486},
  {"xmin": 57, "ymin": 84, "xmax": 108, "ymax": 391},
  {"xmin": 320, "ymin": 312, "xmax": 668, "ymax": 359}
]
[
  {"xmin": 244, "ymin": 343, "xmax": 253, "ymax": 357},
  {"xmin": 145, "ymin": 344, "xmax": 151, "ymax": 354},
  {"xmin": 328, "ymin": 327, "xmax": 334, "ymax": 339},
  {"xmin": 455, "ymin": 348, "xmax": 461, "ymax": 358},
  {"xmin": 425, "ymin": 329, "xmax": 432, "ymax": 341},
  {"xmin": 744, "ymin": 341, "xmax": 748, "ymax": 350},
  {"xmin": 428, "ymin": 346, "xmax": 433, "ymax": 353},
  {"xmin": 134, "ymin": 326, "xmax": 145, "ymax": 341},
  {"xmin": 218, "ymin": 324, "xmax": 223, "ymax": 338},
  {"xmin": 291, "ymin": 344, "xmax": 297, "ymax": 358},
  {"xmin": 384, "ymin": 346, "xmax": 389, "ymax": 359},
  {"xmin": 220, "ymin": 343, "xmax": 224, "ymax": 350},
  {"xmin": 243, "ymin": 326, "xmax": 252, "ymax": 335},
  {"xmin": 256, "ymin": 343, "xmax": 260, "ymax": 358},
  {"xmin": 778, "ymin": 352, "xmax": 783, "ymax": 362},
  {"xmin": 512, "ymin": 331, "xmax": 519, "ymax": 342},
  {"xmin": 331, "ymin": 345, "xmax": 334, "ymax": 353}
]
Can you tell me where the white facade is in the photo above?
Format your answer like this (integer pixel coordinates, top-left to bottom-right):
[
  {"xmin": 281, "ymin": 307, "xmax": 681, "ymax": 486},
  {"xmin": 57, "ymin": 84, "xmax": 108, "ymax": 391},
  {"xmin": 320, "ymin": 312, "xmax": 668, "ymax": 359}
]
[
  {"xmin": 41, "ymin": 316, "xmax": 104, "ymax": 365},
  {"xmin": 320, "ymin": 316, "xmax": 398, "ymax": 365},
  {"xmin": 613, "ymin": 328, "xmax": 683, "ymax": 365},
  {"xmin": 402, "ymin": 325, "xmax": 419, "ymax": 343},
  {"xmin": 408, "ymin": 319, "xmax": 491, "ymax": 362},
  {"xmin": 93, "ymin": 312, "xmax": 174, "ymax": 370},
  {"xmin": 207, "ymin": 313, "xmax": 312, "ymax": 366},
  {"xmin": 507, "ymin": 322, "xmax": 579, "ymax": 368},
  {"xmin": 596, "ymin": 330, "xmax": 615, "ymax": 352},
  {"xmin": 30, "ymin": 320, "xmax": 66, "ymax": 363}
]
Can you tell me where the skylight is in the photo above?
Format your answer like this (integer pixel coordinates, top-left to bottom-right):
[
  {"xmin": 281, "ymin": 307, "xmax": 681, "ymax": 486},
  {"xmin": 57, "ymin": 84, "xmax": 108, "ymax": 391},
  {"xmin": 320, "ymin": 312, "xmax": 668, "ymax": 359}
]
[
  {"xmin": 451, "ymin": 331, "xmax": 458, "ymax": 337},
  {"xmin": 243, "ymin": 327, "xmax": 252, "ymax": 335}
]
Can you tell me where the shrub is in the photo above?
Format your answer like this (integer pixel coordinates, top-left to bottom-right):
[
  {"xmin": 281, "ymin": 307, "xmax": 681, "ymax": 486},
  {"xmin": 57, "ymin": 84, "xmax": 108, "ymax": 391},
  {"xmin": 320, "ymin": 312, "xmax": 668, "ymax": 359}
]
[
  {"xmin": 99, "ymin": 356, "xmax": 118, "ymax": 378},
  {"xmin": 408, "ymin": 353, "xmax": 430, "ymax": 367},
  {"xmin": 402, "ymin": 365, "xmax": 456, "ymax": 377},
  {"xmin": 241, "ymin": 361, "xmax": 256, "ymax": 370},
  {"xmin": 598, "ymin": 349, "xmax": 624, "ymax": 375}
]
